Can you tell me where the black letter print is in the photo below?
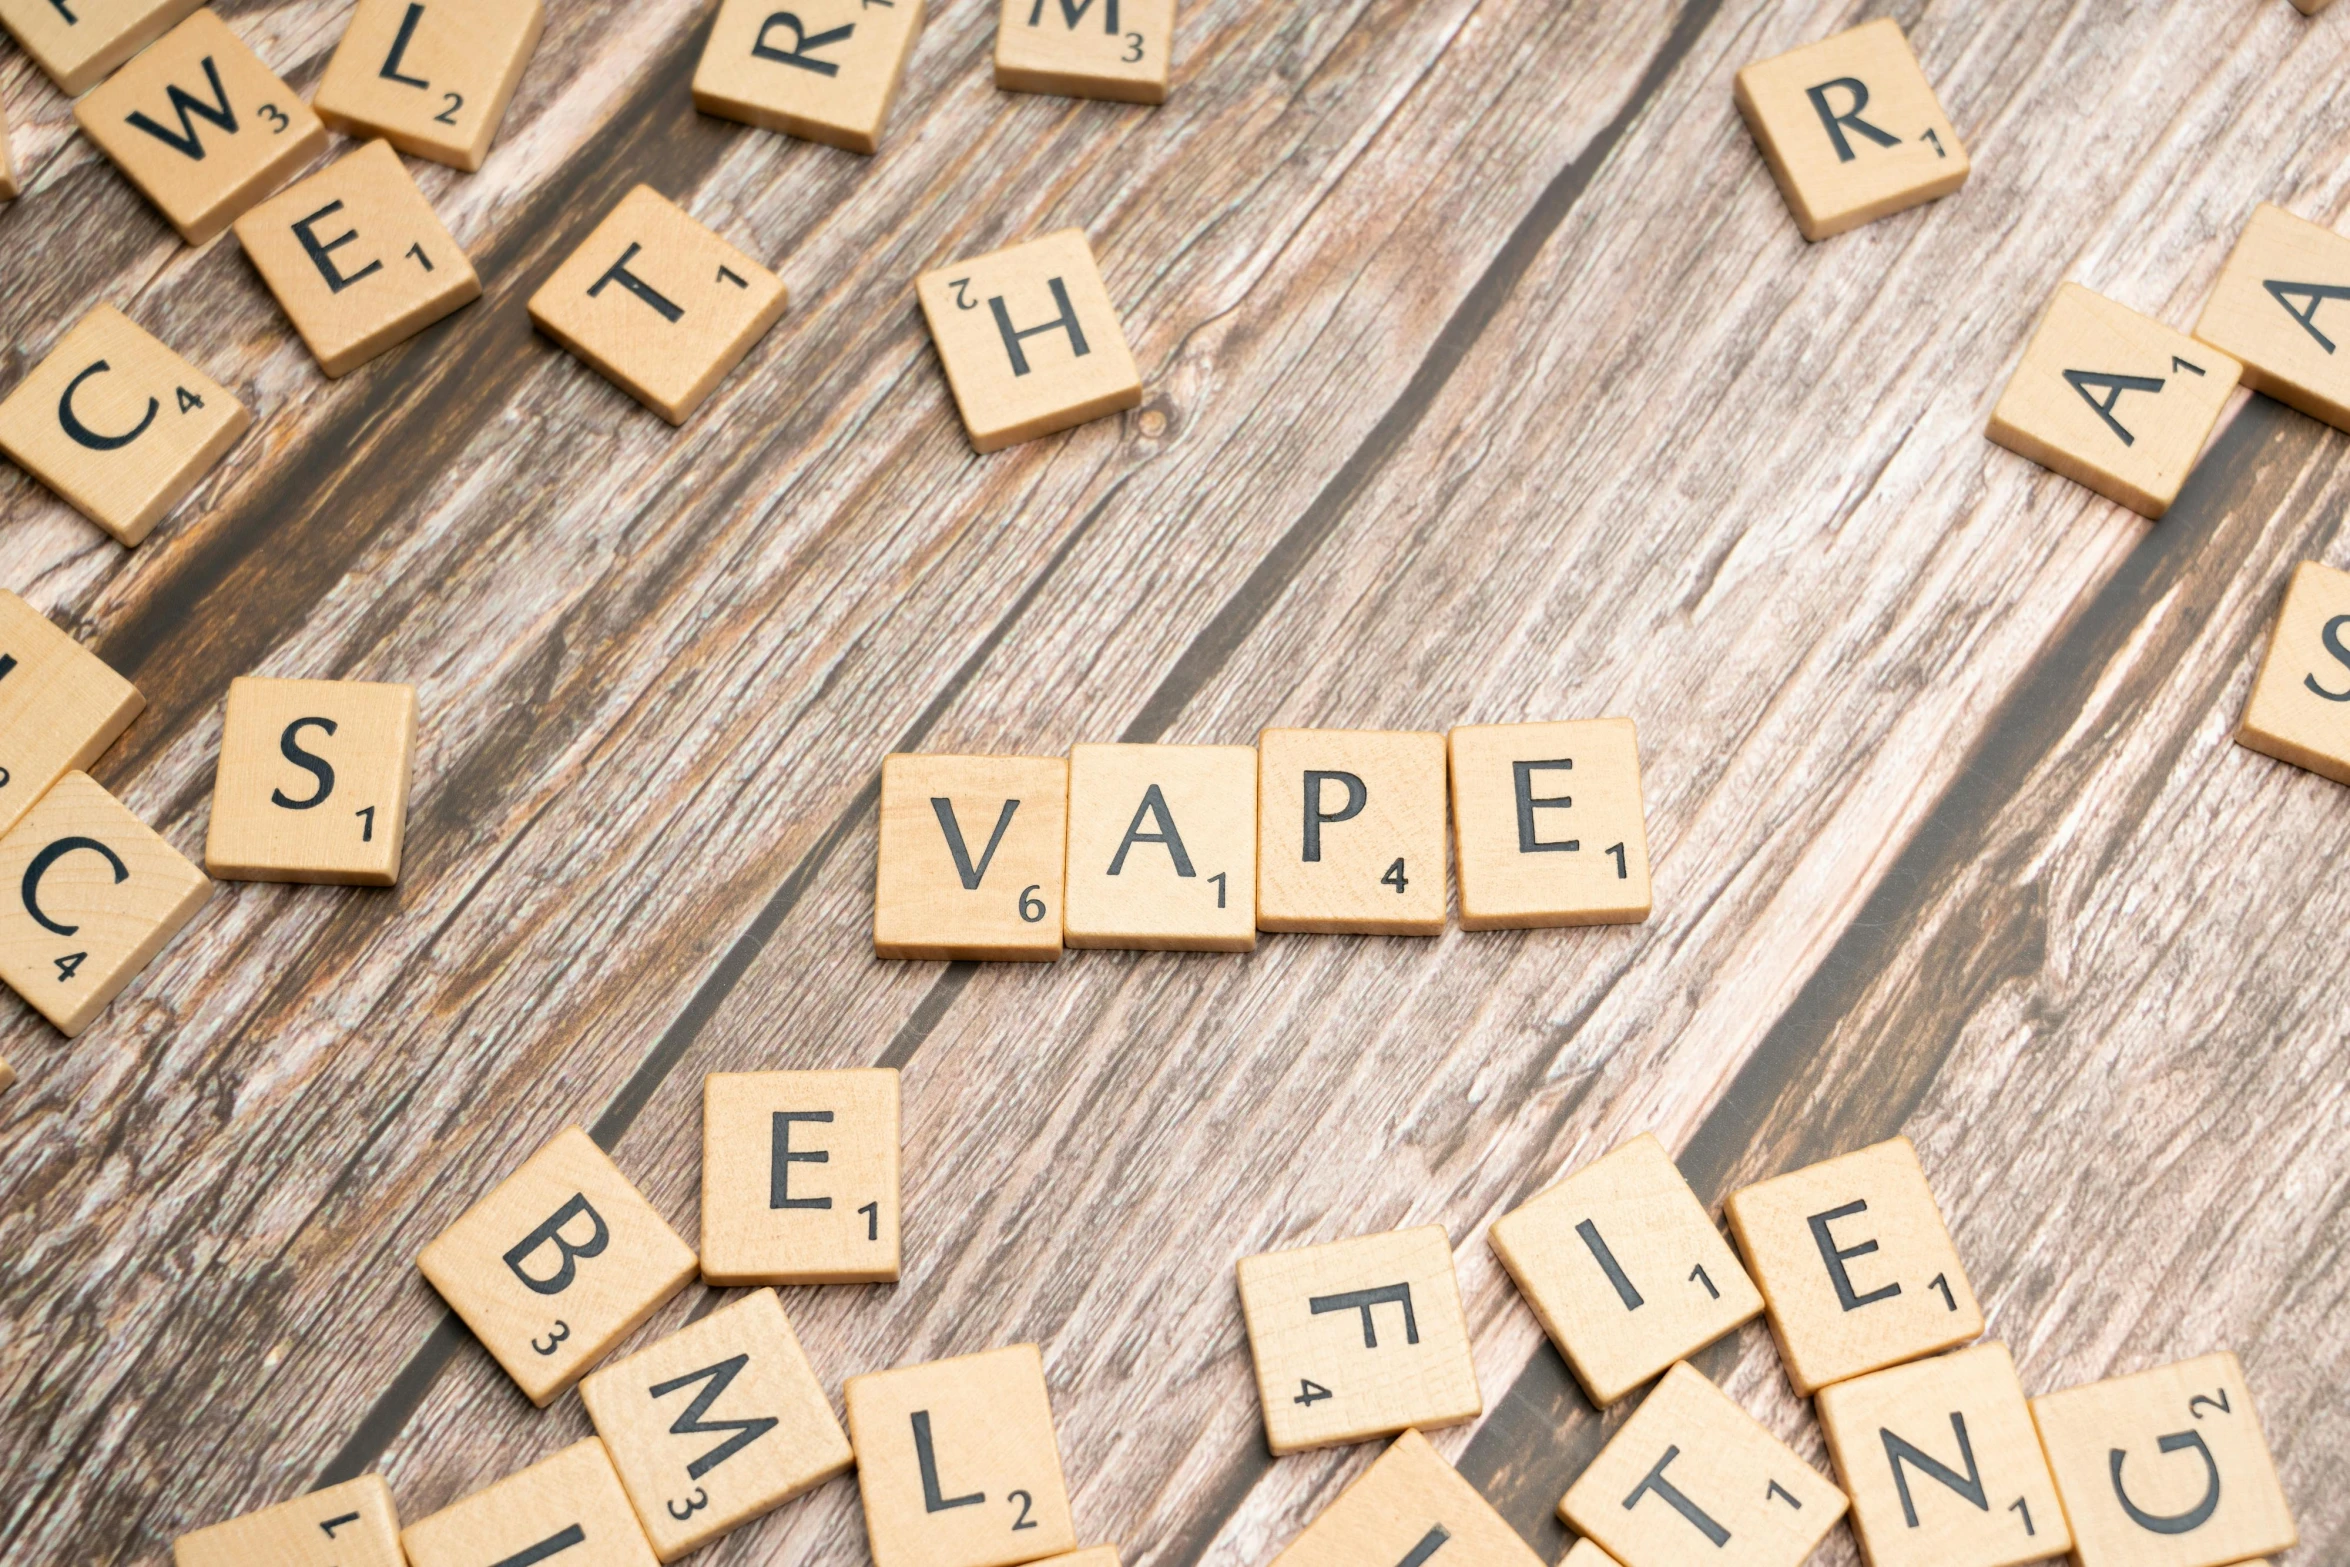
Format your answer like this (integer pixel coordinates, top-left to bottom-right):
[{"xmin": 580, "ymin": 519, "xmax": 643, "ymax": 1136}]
[
  {"xmin": 488, "ymin": 1525, "xmax": 586, "ymax": 1567},
  {"xmin": 1804, "ymin": 77, "xmax": 1901, "ymax": 162},
  {"xmin": 2305, "ymin": 614, "xmax": 2350, "ymax": 701},
  {"xmin": 1392, "ymin": 1527, "xmax": 1447, "ymax": 1567},
  {"xmin": 2062, "ymin": 370, "xmax": 2166, "ymax": 446},
  {"xmin": 1575, "ymin": 1219, "xmax": 1644, "ymax": 1312},
  {"xmin": 1106, "ymin": 784, "xmax": 1195, "ymax": 876},
  {"xmin": 989, "ymin": 278, "xmax": 1089, "ymax": 376},
  {"xmin": 752, "ymin": 12, "xmax": 853, "ymax": 74},
  {"xmin": 1621, "ymin": 1445, "xmax": 1731, "ymax": 1545},
  {"xmin": 502, "ymin": 1193, "xmax": 609, "ymax": 1295},
  {"xmin": 1301, "ymin": 770, "xmax": 1365, "ymax": 862},
  {"xmin": 1028, "ymin": 0, "xmax": 1118, "ymax": 30},
  {"xmin": 933, "ymin": 797, "xmax": 1019, "ymax": 889},
  {"xmin": 912, "ymin": 1410, "xmax": 984, "ymax": 1511},
  {"xmin": 649, "ymin": 1354, "xmax": 780, "ymax": 1478},
  {"xmin": 1512, "ymin": 758, "xmax": 1577, "ymax": 853},
  {"xmin": 589, "ymin": 243, "xmax": 684, "ymax": 322},
  {"xmin": 271, "ymin": 717, "xmax": 337, "ymax": 809},
  {"xmin": 293, "ymin": 202, "xmax": 385, "ymax": 293},
  {"xmin": 1882, "ymin": 1413, "xmax": 1988, "ymax": 1527},
  {"xmin": 22, "ymin": 836, "xmax": 129, "ymax": 936},
  {"xmin": 1309, "ymin": 1282, "xmax": 1419, "ymax": 1347},
  {"xmin": 379, "ymin": 3, "xmax": 431, "ymax": 86},
  {"xmin": 1807, "ymin": 1199, "xmax": 1901, "ymax": 1311},
  {"xmin": 126, "ymin": 56, "xmax": 238, "ymax": 159},
  {"xmin": 771, "ymin": 1110, "xmax": 833, "ymax": 1209},
  {"xmin": 2109, "ymin": 1430, "xmax": 2221, "ymax": 1536},
  {"xmin": 57, "ymin": 362, "xmax": 157, "ymax": 452},
  {"xmin": 2263, "ymin": 279, "xmax": 2350, "ymax": 354}
]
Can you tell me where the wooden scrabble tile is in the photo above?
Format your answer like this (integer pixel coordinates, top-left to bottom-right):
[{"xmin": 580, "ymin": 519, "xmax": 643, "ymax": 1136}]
[
  {"xmin": 2030, "ymin": 1351, "xmax": 2295, "ymax": 1567},
  {"xmin": 581, "ymin": 1289, "xmax": 853, "ymax": 1561},
  {"xmin": 0, "ymin": 0, "xmax": 201, "ymax": 97},
  {"xmin": 401, "ymin": 1438, "xmax": 657, "ymax": 1567},
  {"xmin": 417, "ymin": 1124, "xmax": 698, "ymax": 1406},
  {"xmin": 74, "ymin": 9, "xmax": 326, "ymax": 245},
  {"xmin": 1560, "ymin": 1543, "xmax": 1624, "ymax": 1567},
  {"xmin": 0, "ymin": 306, "xmax": 250, "ymax": 547},
  {"xmin": 205, "ymin": 676, "xmax": 416, "ymax": 885},
  {"xmin": 693, "ymin": 0, "xmax": 925, "ymax": 154},
  {"xmin": 0, "ymin": 771, "xmax": 209, "ymax": 1036},
  {"xmin": 1489, "ymin": 1133, "xmax": 1763, "ymax": 1408},
  {"xmin": 313, "ymin": 0, "xmax": 545, "ymax": 172},
  {"xmin": 843, "ymin": 1344, "xmax": 1077, "ymax": 1567},
  {"xmin": 1560, "ymin": 1361, "xmax": 1847, "ymax": 1567},
  {"xmin": 2195, "ymin": 204, "xmax": 2350, "ymax": 432},
  {"xmin": 1063, "ymin": 742, "xmax": 1254, "ymax": 950},
  {"xmin": 2239, "ymin": 559, "xmax": 2350, "ymax": 784},
  {"xmin": 994, "ymin": 0, "xmax": 1173, "ymax": 106},
  {"xmin": 175, "ymin": 1474, "xmax": 402, "ymax": 1567},
  {"xmin": 1237, "ymin": 1224, "xmax": 1480, "ymax": 1455},
  {"xmin": 529, "ymin": 186, "xmax": 789, "ymax": 425},
  {"xmin": 1267, "ymin": 1429, "xmax": 1545, "ymax": 1567},
  {"xmin": 1816, "ymin": 1343, "xmax": 2067, "ymax": 1567},
  {"xmin": 702, "ymin": 1067, "xmax": 900, "ymax": 1285},
  {"xmin": 1987, "ymin": 283, "xmax": 2242, "ymax": 520},
  {"xmin": 1732, "ymin": 18, "xmax": 1967, "ymax": 242},
  {"xmin": 1447, "ymin": 719, "xmax": 1650, "ymax": 931},
  {"xmin": 915, "ymin": 229, "xmax": 1141, "ymax": 453},
  {"xmin": 0, "ymin": 591, "xmax": 143, "ymax": 842},
  {"xmin": 235, "ymin": 139, "xmax": 482, "ymax": 378},
  {"xmin": 1723, "ymin": 1136, "xmax": 1981, "ymax": 1396},
  {"xmin": 1255, "ymin": 728, "xmax": 1446, "ymax": 935},
  {"xmin": 874, "ymin": 753, "xmax": 1066, "ymax": 962}
]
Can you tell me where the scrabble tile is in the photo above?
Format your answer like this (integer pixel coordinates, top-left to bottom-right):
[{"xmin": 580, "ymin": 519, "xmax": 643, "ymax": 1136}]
[
  {"xmin": 2239, "ymin": 559, "xmax": 2350, "ymax": 784},
  {"xmin": 915, "ymin": 229, "xmax": 1141, "ymax": 453},
  {"xmin": 313, "ymin": 0, "xmax": 545, "ymax": 172},
  {"xmin": 0, "ymin": 1057, "xmax": 14, "ymax": 1094},
  {"xmin": 205, "ymin": 676, "xmax": 417, "ymax": 885},
  {"xmin": 0, "ymin": 0, "xmax": 202, "ymax": 98},
  {"xmin": 1237, "ymin": 1224, "xmax": 1480, "ymax": 1455},
  {"xmin": 0, "ymin": 306, "xmax": 251, "ymax": 547},
  {"xmin": 843, "ymin": 1344, "xmax": 1077, "ymax": 1567},
  {"xmin": 1559, "ymin": 1361, "xmax": 1847, "ymax": 1567},
  {"xmin": 1816, "ymin": 1343, "xmax": 2067, "ymax": 1567},
  {"xmin": 994, "ymin": 0, "xmax": 1173, "ymax": 106},
  {"xmin": 529, "ymin": 185, "xmax": 789, "ymax": 425},
  {"xmin": 1255, "ymin": 728, "xmax": 1446, "ymax": 935},
  {"xmin": 235, "ymin": 139, "xmax": 482, "ymax": 378},
  {"xmin": 74, "ymin": 10, "xmax": 326, "ymax": 245},
  {"xmin": 1560, "ymin": 1543, "xmax": 1624, "ymax": 1567},
  {"xmin": 401, "ymin": 1438, "xmax": 657, "ymax": 1567},
  {"xmin": 693, "ymin": 0, "xmax": 925, "ymax": 154},
  {"xmin": 874, "ymin": 753, "xmax": 1066, "ymax": 961},
  {"xmin": 1722, "ymin": 1136, "xmax": 1981, "ymax": 1396},
  {"xmin": 1063, "ymin": 742, "xmax": 1254, "ymax": 950},
  {"xmin": 174, "ymin": 1474, "xmax": 402, "ymax": 1567},
  {"xmin": 1267, "ymin": 1429, "xmax": 1545, "ymax": 1567},
  {"xmin": 2030, "ymin": 1351, "xmax": 2295, "ymax": 1567},
  {"xmin": 1732, "ymin": 18, "xmax": 1968, "ymax": 242},
  {"xmin": 1987, "ymin": 283, "xmax": 2242, "ymax": 520},
  {"xmin": 0, "ymin": 590, "xmax": 143, "ymax": 841},
  {"xmin": 580, "ymin": 1289, "xmax": 854, "ymax": 1561},
  {"xmin": 1488, "ymin": 1133, "xmax": 1763, "ymax": 1408},
  {"xmin": 1447, "ymin": 720, "xmax": 1650, "ymax": 931},
  {"xmin": 702, "ymin": 1067, "xmax": 900, "ymax": 1284},
  {"xmin": 2194, "ymin": 204, "xmax": 2350, "ymax": 432},
  {"xmin": 417, "ymin": 1124, "xmax": 698, "ymax": 1406},
  {"xmin": 0, "ymin": 771, "xmax": 209, "ymax": 1037}
]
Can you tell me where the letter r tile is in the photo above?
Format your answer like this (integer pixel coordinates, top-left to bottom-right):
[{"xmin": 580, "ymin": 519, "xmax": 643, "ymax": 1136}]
[
  {"xmin": 1724, "ymin": 1136, "xmax": 1982, "ymax": 1395},
  {"xmin": 417, "ymin": 1125, "xmax": 698, "ymax": 1406},
  {"xmin": 875, "ymin": 754, "xmax": 1067, "ymax": 961},
  {"xmin": 694, "ymin": 0, "xmax": 926, "ymax": 153}
]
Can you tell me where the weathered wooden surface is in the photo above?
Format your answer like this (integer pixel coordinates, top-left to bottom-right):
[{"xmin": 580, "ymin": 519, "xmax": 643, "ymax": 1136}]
[{"xmin": 2, "ymin": 0, "xmax": 2347, "ymax": 1563}]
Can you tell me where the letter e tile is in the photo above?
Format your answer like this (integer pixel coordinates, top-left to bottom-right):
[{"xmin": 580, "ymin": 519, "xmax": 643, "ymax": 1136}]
[
  {"xmin": 1448, "ymin": 719, "xmax": 1650, "ymax": 930},
  {"xmin": 702, "ymin": 1067, "xmax": 901, "ymax": 1284}
]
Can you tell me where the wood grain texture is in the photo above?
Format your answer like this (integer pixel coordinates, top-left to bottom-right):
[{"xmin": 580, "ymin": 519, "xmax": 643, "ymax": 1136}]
[{"xmin": 2, "ymin": 1, "xmax": 2347, "ymax": 1565}]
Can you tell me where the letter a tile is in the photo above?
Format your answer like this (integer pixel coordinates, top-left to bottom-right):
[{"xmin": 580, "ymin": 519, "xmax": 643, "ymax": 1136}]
[
  {"xmin": 174, "ymin": 1473, "xmax": 403, "ymax": 1567},
  {"xmin": 0, "ymin": 592, "xmax": 143, "ymax": 841},
  {"xmin": 2030, "ymin": 1351, "xmax": 2294, "ymax": 1567},
  {"xmin": 995, "ymin": 0, "xmax": 1174, "ymax": 106},
  {"xmin": 1560, "ymin": 1362, "xmax": 1846, "ymax": 1567},
  {"xmin": 1255, "ymin": 728, "xmax": 1446, "ymax": 935},
  {"xmin": 2238, "ymin": 559, "xmax": 2350, "ymax": 784},
  {"xmin": 2195, "ymin": 204, "xmax": 2350, "ymax": 433},
  {"xmin": 843, "ymin": 1344, "xmax": 1077, "ymax": 1567},
  {"xmin": 694, "ymin": 0, "xmax": 926, "ymax": 153},
  {"xmin": 0, "ymin": 0, "xmax": 202, "ymax": 95},
  {"xmin": 1489, "ymin": 1133, "xmax": 1762, "ymax": 1407},
  {"xmin": 0, "ymin": 306, "xmax": 251, "ymax": 547},
  {"xmin": 875, "ymin": 753, "xmax": 1066, "ymax": 961},
  {"xmin": 702, "ymin": 1067, "xmax": 900, "ymax": 1284},
  {"xmin": 205, "ymin": 676, "xmax": 418, "ymax": 885},
  {"xmin": 581, "ymin": 1290, "xmax": 854, "ymax": 1561},
  {"xmin": 1734, "ymin": 19, "xmax": 1967, "ymax": 241},
  {"xmin": 1268, "ymin": 1429, "xmax": 1545, "ymax": 1567},
  {"xmin": 916, "ymin": 229, "xmax": 1141, "ymax": 453},
  {"xmin": 1988, "ymin": 283, "xmax": 2241, "ymax": 519},
  {"xmin": 402, "ymin": 1438, "xmax": 657, "ymax": 1567},
  {"xmin": 417, "ymin": 1124, "xmax": 698, "ymax": 1406},
  {"xmin": 1723, "ymin": 1136, "xmax": 1981, "ymax": 1395},
  {"xmin": 1448, "ymin": 719, "xmax": 1650, "ymax": 930},
  {"xmin": 75, "ymin": 9, "xmax": 326, "ymax": 245},
  {"xmin": 236, "ymin": 140, "xmax": 481, "ymax": 378},
  {"xmin": 1063, "ymin": 742, "xmax": 1254, "ymax": 950},
  {"xmin": 1237, "ymin": 1224, "xmax": 1481, "ymax": 1455},
  {"xmin": 314, "ymin": 0, "xmax": 545, "ymax": 172},
  {"xmin": 1816, "ymin": 1343, "xmax": 2068, "ymax": 1567},
  {"xmin": 530, "ymin": 185, "xmax": 790, "ymax": 424}
]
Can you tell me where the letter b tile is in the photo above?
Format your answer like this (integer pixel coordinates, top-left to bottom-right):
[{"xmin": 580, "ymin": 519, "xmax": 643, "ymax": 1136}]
[
  {"xmin": 2029, "ymin": 1351, "xmax": 2295, "ymax": 1567},
  {"xmin": 875, "ymin": 753, "xmax": 1067, "ymax": 961},
  {"xmin": 205, "ymin": 676, "xmax": 417, "ymax": 885},
  {"xmin": 1237, "ymin": 1224, "xmax": 1481, "ymax": 1455},
  {"xmin": 417, "ymin": 1125, "xmax": 698, "ymax": 1406},
  {"xmin": 1448, "ymin": 719, "xmax": 1651, "ymax": 930},
  {"xmin": 1724, "ymin": 1136, "xmax": 1982, "ymax": 1395},
  {"xmin": 916, "ymin": 229, "xmax": 1141, "ymax": 453}
]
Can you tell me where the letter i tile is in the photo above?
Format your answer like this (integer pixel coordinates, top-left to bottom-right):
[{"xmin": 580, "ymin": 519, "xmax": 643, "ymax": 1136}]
[
  {"xmin": 401, "ymin": 1439, "xmax": 658, "ymax": 1567},
  {"xmin": 1268, "ymin": 1430, "xmax": 1547, "ymax": 1567}
]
